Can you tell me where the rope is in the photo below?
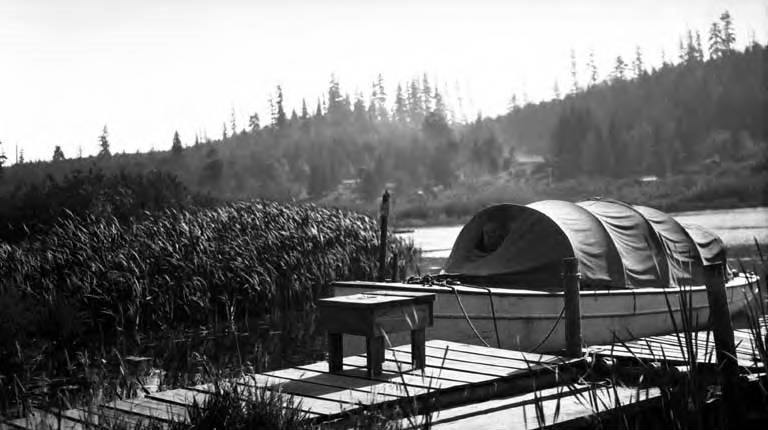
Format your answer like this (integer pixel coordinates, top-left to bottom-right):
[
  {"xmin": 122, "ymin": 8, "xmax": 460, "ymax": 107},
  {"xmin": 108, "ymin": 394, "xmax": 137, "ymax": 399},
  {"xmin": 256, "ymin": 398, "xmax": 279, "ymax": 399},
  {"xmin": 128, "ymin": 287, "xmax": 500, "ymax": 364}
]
[
  {"xmin": 481, "ymin": 287, "xmax": 502, "ymax": 348},
  {"xmin": 449, "ymin": 286, "xmax": 490, "ymax": 347},
  {"xmin": 530, "ymin": 305, "xmax": 566, "ymax": 353}
]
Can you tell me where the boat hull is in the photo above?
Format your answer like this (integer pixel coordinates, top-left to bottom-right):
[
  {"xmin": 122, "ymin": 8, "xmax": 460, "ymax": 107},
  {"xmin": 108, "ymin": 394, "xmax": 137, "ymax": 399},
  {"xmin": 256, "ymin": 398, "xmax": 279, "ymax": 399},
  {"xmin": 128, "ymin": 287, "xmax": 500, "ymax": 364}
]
[{"xmin": 332, "ymin": 275, "xmax": 760, "ymax": 353}]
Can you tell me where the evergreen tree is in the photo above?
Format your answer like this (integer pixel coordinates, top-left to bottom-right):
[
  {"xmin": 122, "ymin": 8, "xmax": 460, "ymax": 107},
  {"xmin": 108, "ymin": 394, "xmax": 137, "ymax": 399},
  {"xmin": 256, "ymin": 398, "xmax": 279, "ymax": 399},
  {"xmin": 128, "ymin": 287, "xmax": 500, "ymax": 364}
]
[
  {"xmin": 720, "ymin": 10, "xmax": 735, "ymax": 53},
  {"xmin": 569, "ymin": 49, "xmax": 579, "ymax": 93},
  {"xmin": 394, "ymin": 83, "xmax": 408, "ymax": 123},
  {"xmin": 290, "ymin": 109, "xmax": 298, "ymax": 122},
  {"xmin": 327, "ymin": 75, "xmax": 345, "ymax": 117},
  {"xmin": 52, "ymin": 145, "xmax": 66, "ymax": 161},
  {"xmin": 553, "ymin": 80, "xmax": 561, "ymax": 99},
  {"xmin": 171, "ymin": 130, "xmax": 182, "ymax": 155},
  {"xmin": 300, "ymin": 98, "xmax": 309, "ymax": 119},
  {"xmin": 507, "ymin": 94, "xmax": 519, "ymax": 113},
  {"xmin": 694, "ymin": 31, "xmax": 704, "ymax": 61},
  {"xmin": 708, "ymin": 22, "xmax": 723, "ymax": 59},
  {"xmin": 407, "ymin": 78, "xmax": 423, "ymax": 123},
  {"xmin": 375, "ymin": 73, "xmax": 388, "ymax": 121},
  {"xmin": 422, "ymin": 74, "xmax": 432, "ymax": 112},
  {"xmin": 612, "ymin": 56, "xmax": 627, "ymax": 81},
  {"xmin": 315, "ymin": 98, "xmax": 323, "ymax": 117},
  {"xmin": 248, "ymin": 112, "xmax": 260, "ymax": 131},
  {"xmin": 222, "ymin": 122, "xmax": 228, "ymax": 140},
  {"xmin": 98, "ymin": 125, "xmax": 111, "ymax": 158},
  {"xmin": 275, "ymin": 85, "xmax": 287, "ymax": 128},
  {"xmin": 230, "ymin": 106, "xmax": 237, "ymax": 136},
  {"xmin": 632, "ymin": 46, "xmax": 644, "ymax": 77},
  {"xmin": 18, "ymin": 149, "xmax": 24, "ymax": 164},
  {"xmin": 434, "ymin": 87, "xmax": 447, "ymax": 118},
  {"xmin": 587, "ymin": 50, "xmax": 599, "ymax": 87}
]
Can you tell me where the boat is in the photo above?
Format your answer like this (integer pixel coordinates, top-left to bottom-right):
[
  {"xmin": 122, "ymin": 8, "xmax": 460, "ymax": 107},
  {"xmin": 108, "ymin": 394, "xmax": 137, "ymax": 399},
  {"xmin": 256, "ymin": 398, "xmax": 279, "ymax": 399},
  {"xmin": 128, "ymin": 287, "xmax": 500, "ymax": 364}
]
[{"xmin": 332, "ymin": 199, "xmax": 760, "ymax": 353}]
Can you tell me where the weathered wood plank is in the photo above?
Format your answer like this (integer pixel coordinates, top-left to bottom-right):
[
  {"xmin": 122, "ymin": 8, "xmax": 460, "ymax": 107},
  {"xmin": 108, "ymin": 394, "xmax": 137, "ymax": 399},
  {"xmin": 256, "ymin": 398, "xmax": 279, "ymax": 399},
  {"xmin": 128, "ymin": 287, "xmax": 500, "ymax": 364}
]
[
  {"xmin": 412, "ymin": 385, "xmax": 660, "ymax": 429},
  {"xmin": 386, "ymin": 349, "xmax": 525, "ymax": 377},
  {"xmin": 426, "ymin": 340, "xmax": 565, "ymax": 365}
]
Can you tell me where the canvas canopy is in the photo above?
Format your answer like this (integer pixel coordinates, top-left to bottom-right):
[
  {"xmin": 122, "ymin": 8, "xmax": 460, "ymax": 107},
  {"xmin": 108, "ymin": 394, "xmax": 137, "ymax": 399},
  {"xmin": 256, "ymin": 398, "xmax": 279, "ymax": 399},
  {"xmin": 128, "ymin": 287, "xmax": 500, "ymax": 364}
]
[{"xmin": 443, "ymin": 199, "xmax": 726, "ymax": 290}]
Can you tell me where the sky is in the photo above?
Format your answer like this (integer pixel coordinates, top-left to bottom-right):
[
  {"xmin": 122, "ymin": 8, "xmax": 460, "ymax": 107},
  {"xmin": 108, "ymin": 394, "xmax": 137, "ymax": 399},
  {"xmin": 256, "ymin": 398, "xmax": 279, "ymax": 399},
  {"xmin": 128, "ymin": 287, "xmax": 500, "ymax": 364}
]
[{"xmin": 0, "ymin": 0, "xmax": 766, "ymax": 162}]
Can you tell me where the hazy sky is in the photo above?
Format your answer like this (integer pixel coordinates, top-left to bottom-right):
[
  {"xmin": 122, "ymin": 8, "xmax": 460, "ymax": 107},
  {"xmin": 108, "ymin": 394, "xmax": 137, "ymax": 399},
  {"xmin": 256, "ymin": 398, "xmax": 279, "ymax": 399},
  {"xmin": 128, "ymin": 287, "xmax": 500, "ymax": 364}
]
[{"xmin": 1, "ymin": 0, "xmax": 765, "ymax": 162}]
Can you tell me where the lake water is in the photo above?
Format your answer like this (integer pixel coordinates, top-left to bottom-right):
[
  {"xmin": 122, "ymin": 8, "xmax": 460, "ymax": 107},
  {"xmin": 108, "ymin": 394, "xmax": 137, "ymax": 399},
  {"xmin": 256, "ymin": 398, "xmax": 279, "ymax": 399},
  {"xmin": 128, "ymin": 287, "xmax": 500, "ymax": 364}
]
[{"xmin": 401, "ymin": 206, "xmax": 768, "ymax": 270}]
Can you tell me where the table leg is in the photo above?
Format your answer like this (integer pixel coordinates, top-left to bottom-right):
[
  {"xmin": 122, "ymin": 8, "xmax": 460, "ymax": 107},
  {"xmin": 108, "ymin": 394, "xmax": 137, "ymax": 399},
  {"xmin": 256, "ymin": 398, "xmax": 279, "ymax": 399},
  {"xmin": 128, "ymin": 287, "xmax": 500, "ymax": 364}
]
[
  {"xmin": 328, "ymin": 332, "xmax": 343, "ymax": 373},
  {"xmin": 366, "ymin": 336, "xmax": 384, "ymax": 377},
  {"xmin": 411, "ymin": 328, "xmax": 426, "ymax": 369}
]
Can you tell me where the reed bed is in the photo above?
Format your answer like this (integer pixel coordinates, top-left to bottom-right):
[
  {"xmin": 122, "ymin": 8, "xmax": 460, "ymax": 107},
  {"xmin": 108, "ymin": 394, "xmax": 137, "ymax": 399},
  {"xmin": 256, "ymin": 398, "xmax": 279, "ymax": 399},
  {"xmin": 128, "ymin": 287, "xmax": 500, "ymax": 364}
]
[{"xmin": 0, "ymin": 199, "xmax": 418, "ymax": 420}]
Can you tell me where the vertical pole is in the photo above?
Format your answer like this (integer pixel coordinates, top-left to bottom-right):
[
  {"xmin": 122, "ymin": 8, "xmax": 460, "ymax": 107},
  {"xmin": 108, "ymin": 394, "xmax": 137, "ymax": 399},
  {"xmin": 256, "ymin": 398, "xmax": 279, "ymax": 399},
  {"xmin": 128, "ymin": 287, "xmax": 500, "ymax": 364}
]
[
  {"xmin": 703, "ymin": 262, "xmax": 739, "ymax": 425},
  {"xmin": 366, "ymin": 336, "xmax": 384, "ymax": 377},
  {"xmin": 378, "ymin": 190, "xmax": 390, "ymax": 282},
  {"xmin": 703, "ymin": 263, "xmax": 738, "ymax": 375},
  {"xmin": 391, "ymin": 252, "xmax": 399, "ymax": 282},
  {"xmin": 411, "ymin": 328, "xmax": 426, "ymax": 369},
  {"xmin": 563, "ymin": 257, "xmax": 583, "ymax": 357},
  {"xmin": 328, "ymin": 333, "xmax": 343, "ymax": 373}
]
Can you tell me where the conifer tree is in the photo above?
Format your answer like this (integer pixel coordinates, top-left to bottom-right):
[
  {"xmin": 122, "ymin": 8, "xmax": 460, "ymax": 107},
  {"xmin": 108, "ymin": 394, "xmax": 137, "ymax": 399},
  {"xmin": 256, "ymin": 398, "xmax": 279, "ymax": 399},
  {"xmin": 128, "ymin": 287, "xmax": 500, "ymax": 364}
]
[
  {"xmin": 553, "ymin": 80, "xmax": 561, "ymax": 99},
  {"xmin": 290, "ymin": 109, "xmax": 298, "ymax": 122},
  {"xmin": 422, "ymin": 74, "xmax": 432, "ymax": 112},
  {"xmin": 694, "ymin": 31, "xmax": 704, "ymax": 61},
  {"xmin": 587, "ymin": 50, "xmax": 598, "ymax": 87},
  {"xmin": 171, "ymin": 130, "xmax": 183, "ymax": 155},
  {"xmin": 222, "ymin": 122, "xmax": 228, "ymax": 140},
  {"xmin": 407, "ymin": 79, "xmax": 423, "ymax": 123},
  {"xmin": 632, "ymin": 46, "xmax": 644, "ymax": 77},
  {"xmin": 375, "ymin": 74, "xmax": 388, "ymax": 121},
  {"xmin": 18, "ymin": 149, "xmax": 24, "ymax": 164},
  {"xmin": 720, "ymin": 11, "xmax": 735, "ymax": 53},
  {"xmin": 394, "ymin": 83, "xmax": 408, "ymax": 123},
  {"xmin": 434, "ymin": 87, "xmax": 447, "ymax": 118},
  {"xmin": 315, "ymin": 98, "xmax": 322, "ymax": 117},
  {"xmin": 300, "ymin": 98, "xmax": 309, "ymax": 119},
  {"xmin": 612, "ymin": 56, "xmax": 627, "ymax": 81},
  {"xmin": 98, "ymin": 125, "xmax": 111, "ymax": 158},
  {"xmin": 275, "ymin": 85, "xmax": 287, "ymax": 128},
  {"xmin": 230, "ymin": 106, "xmax": 237, "ymax": 136},
  {"xmin": 569, "ymin": 49, "xmax": 579, "ymax": 93},
  {"xmin": 52, "ymin": 145, "xmax": 65, "ymax": 161},
  {"xmin": 709, "ymin": 22, "xmax": 723, "ymax": 58},
  {"xmin": 248, "ymin": 112, "xmax": 260, "ymax": 131}
]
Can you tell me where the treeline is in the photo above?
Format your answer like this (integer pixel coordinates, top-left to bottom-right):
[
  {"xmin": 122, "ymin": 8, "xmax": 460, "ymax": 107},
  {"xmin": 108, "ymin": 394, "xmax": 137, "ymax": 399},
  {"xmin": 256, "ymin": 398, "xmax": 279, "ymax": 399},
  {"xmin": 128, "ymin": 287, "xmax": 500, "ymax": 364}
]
[
  {"xmin": 500, "ymin": 11, "xmax": 764, "ymax": 180},
  {"xmin": 0, "ymin": 11, "xmax": 763, "ymax": 209}
]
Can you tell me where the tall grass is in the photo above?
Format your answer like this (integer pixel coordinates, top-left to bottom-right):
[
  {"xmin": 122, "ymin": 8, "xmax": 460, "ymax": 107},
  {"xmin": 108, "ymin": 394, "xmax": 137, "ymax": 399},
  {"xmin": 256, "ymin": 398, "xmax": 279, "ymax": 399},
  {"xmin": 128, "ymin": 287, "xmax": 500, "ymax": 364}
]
[{"xmin": 0, "ymin": 199, "xmax": 418, "ymax": 418}]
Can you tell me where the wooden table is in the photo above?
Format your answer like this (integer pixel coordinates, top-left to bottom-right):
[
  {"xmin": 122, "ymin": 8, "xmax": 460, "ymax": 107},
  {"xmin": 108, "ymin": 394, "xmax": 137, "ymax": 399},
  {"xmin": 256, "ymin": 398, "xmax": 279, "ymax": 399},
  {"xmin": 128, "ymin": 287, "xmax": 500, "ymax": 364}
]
[{"xmin": 318, "ymin": 291, "xmax": 435, "ymax": 377}]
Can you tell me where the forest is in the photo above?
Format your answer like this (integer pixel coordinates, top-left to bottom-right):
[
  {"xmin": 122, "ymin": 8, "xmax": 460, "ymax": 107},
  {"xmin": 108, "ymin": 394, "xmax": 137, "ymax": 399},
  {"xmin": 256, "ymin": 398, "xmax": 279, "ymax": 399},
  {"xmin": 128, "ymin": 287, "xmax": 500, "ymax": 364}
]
[{"xmin": 0, "ymin": 11, "xmax": 764, "ymax": 225}]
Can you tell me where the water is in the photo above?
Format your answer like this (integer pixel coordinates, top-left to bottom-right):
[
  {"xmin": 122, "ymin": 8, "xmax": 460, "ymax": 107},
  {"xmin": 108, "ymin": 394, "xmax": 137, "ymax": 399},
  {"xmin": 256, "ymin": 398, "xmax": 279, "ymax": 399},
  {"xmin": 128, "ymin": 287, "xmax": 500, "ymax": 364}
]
[{"xmin": 401, "ymin": 206, "xmax": 768, "ymax": 270}]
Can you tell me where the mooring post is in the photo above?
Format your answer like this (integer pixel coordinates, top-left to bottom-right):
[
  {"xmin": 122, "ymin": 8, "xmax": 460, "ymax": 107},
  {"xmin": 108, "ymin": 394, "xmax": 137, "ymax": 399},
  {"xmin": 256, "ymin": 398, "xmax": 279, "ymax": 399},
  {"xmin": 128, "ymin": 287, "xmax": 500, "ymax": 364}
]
[
  {"xmin": 703, "ymin": 263, "xmax": 738, "ymax": 372},
  {"xmin": 377, "ymin": 190, "xmax": 390, "ymax": 282},
  {"xmin": 703, "ymin": 262, "xmax": 740, "ymax": 424},
  {"xmin": 563, "ymin": 257, "xmax": 583, "ymax": 358}
]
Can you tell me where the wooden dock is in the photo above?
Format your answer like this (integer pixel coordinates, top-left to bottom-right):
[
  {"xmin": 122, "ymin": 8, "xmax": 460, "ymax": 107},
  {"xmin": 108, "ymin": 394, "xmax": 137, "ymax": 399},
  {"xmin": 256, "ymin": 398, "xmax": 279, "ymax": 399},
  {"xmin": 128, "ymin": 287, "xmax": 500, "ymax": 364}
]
[
  {"xmin": 589, "ymin": 323, "xmax": 768, "ymax": 370},
  {"xmin": 1, "ymin": 340, "xmax": 585, "ymax": 429}
]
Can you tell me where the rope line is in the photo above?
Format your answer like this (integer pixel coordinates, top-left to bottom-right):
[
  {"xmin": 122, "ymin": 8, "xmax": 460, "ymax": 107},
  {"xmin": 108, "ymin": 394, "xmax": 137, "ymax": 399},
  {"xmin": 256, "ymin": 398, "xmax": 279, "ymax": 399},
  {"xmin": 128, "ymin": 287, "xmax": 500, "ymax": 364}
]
[
  {"xmin": 530, "ymin": 305, "xmax": 566, "ymax": 353},
  {"xmin": 449, "ymin": 286, "xmax": 490, "ymax": 347},
  {"xmin": 481, "ymin": 287, "xmax": 502, "ymax": 348}
]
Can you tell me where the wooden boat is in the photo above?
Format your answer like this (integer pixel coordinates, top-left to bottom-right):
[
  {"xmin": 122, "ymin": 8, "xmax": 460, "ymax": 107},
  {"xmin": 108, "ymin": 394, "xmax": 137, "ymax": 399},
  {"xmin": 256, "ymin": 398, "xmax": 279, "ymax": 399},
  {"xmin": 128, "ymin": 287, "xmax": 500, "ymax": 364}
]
[{"xmin": 333, "ymin": 199, "xmax": 761, "ymax": 353}]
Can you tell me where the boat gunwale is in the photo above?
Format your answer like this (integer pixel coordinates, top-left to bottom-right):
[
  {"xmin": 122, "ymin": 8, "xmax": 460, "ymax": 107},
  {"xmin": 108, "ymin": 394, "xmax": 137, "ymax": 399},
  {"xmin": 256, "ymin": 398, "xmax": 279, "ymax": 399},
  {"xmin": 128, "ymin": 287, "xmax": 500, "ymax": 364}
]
[{"xmin": 332, "ymin": 275, "xmax": 756, "ymax": 298}]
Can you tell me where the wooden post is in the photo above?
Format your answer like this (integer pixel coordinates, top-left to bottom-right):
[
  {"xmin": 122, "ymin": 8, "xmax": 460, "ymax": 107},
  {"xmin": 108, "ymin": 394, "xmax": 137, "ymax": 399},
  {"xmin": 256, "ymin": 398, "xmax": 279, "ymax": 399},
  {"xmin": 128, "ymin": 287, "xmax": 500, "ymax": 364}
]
[
  {"xmin": 366, "ymin": 336, "xmax": 384, "ymax": 377},
  {"xmin": 377, "ymin": 190, "xmax": 390, "ymax": 282},
  {"xmin": 411, "ymin": 328, "xmax": 426, "ymax": 369},
  {"xmin": 563, "ymin": 257, "xmax": 582, "ymax": 358},
  {"xmin": 391, "ymin": 252, "xmax": 399, "ymax": 282},
  {"xmin": 703, "ymin": 263, "xmax": 738, "ymax": 376},
  {"xmin": 328, "ymin": 333, "xmax": 343, "ymax": 373}
]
